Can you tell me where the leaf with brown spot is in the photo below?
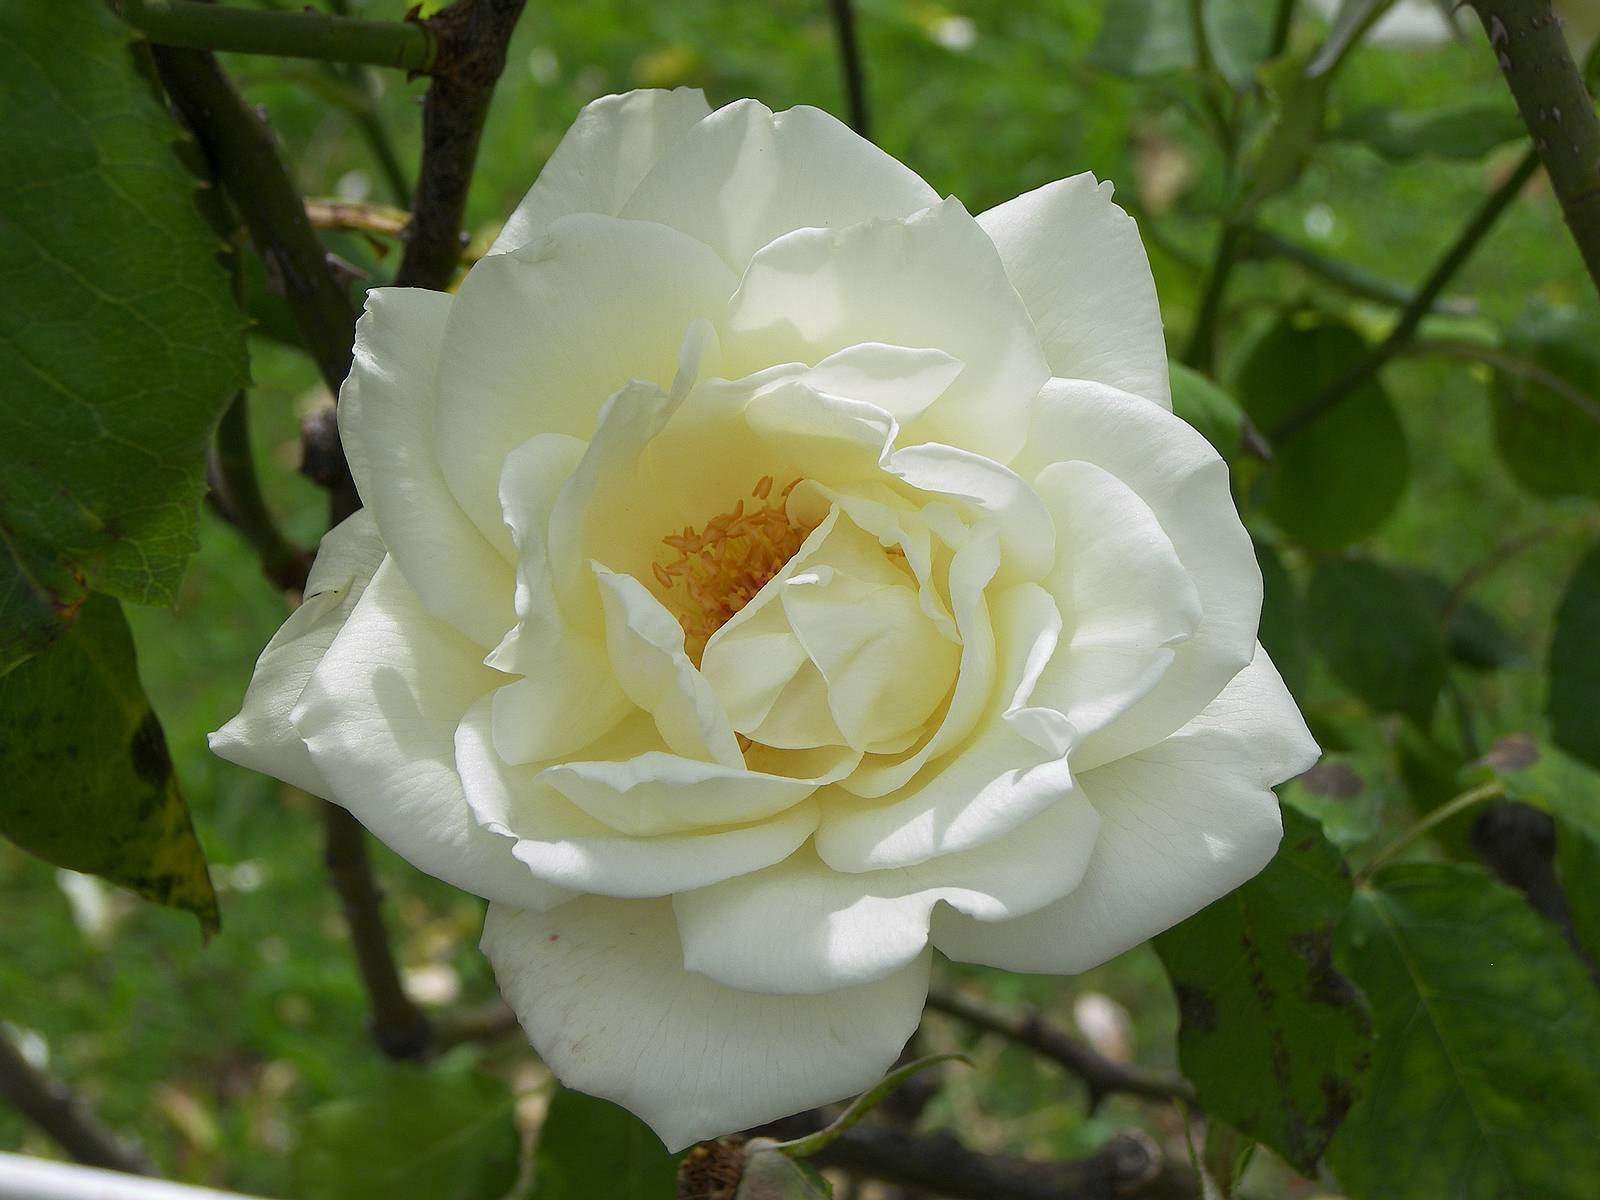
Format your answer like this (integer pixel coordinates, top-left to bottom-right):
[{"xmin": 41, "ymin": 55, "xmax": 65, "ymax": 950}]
[
  {"xmin": 0, "ymin": 593, "xmax": 217, "ymax": 934},
  {"xmin": 1154, "ymin": 806, "xmax": 1373, "ymax": 1174}
]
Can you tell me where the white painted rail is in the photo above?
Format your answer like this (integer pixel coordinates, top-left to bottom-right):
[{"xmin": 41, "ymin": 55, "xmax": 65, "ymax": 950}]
[{"xmin": 0, "ymin": 1155, "xmax": 265, "ymax": 1200}]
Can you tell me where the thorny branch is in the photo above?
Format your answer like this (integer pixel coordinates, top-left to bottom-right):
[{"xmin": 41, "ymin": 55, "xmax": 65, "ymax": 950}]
[{"xmin": 1468, "ymin": 0, "xmax": 1600, "ymax": 296}]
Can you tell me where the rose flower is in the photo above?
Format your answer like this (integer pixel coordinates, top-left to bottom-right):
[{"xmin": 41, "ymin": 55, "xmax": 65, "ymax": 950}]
[{"xmin": 213, "ymin": 90, "xmax": 1318, "ymax": 1149}]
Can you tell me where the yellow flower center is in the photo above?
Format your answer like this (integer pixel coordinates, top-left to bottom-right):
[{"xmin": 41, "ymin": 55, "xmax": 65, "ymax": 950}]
[{"xmin": 654, "ymin": 476, "xmax": 812, "ymax": 663}]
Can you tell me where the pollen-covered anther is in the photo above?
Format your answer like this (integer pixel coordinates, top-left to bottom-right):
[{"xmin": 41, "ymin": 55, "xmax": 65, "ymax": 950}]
[{"xmin": 655, "ymin": 477, "xmax": 811, "ymax": 662}]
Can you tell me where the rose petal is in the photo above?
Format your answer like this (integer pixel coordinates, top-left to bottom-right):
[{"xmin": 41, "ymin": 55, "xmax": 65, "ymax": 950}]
[
  {"xmin": 339, "ymin": 288, "xmax": 516, "ymax": 647},
  {"xmin": 482, "ymin": 896, "xmax": 930, "ymax": 1151},
  {"xmin": 434, "ymin": 214, "xmax": 738, "ymax": 543},
  {"xmin": 931, "ymin": 646, "xmax": 1319, "ymax": 973},
  {"xmin": 455, "ymin": 697, "xmax": 821, "ymax": 896},
  {"xmin": 977, "ymin": 173, "xmax": 1170, "ymax": 407},
  {"xmin": 674, "ymin": 789, "xmax": 1099, "ymax": 994},
  {"xmin": 491, "ymin": 432, "xmax": 632, "ymax": 765},
  {"xmin": 619, "ymin": 99, "xmax": 940, "ymax": 270},
  {"xmin": 1016, "ymin": 379, "xmax": 1260, "ymax": 770},
  {"xmin": 290, "ymin": 560, "xmax": 571, "ymax": 910},
  {"xmin": 488, "ymin": 88, "xmax": 712, "ymax": 256},
  {"xmin": 592, "ymin": 565, "xmax": 743, "ymax": 766},
  {"xmin": 816, "ymin": 581, "xmax": 1072, "ymax": 870},
  {"xmin": 726, "ymin": 198, "xmax": 1049, "ymax": 463},
  {"xmin": 209, "ymin": 509, "xmax": 383, "ymax": 796},
  {"xmin": 1029, "ymin": 458, "xmax": 1201, "ymax": 747}
]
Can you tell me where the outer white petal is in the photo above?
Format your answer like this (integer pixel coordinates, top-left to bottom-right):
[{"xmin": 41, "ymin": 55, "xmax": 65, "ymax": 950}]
[
  {"xmin": 488, "ymin": 88, "xmax": 712, "ymax": 256},
  {"xmin": 725, "ymin": 198, "xmax": 1050, "ymax": 464},
  {"xmin": 619, "ymin": 99, "xmax": 940, "ymax": 270},
  {"xmin": 977, "ymin": 174, "xmax": 1171, "ymax": 407},
  {"xmin": 455, "ymin": 700, "xmax": 818, "ymax": 897},
  {"xmin": 289, "ymin": 559, "xmax": 571, "ymax": 910},
  {"xmin": 434, "ymin": 214, "xmax": 738, "ymax": 541},
  {"xmin": 338, "ymin": 288, "xmax": 515, "ymax": 648},
  {"xmin": 931, "ymin": 646, "xmax": 1319, "ymax": 973},
  {"xmin": 1030, "ymin": 460, "xmax": 1201, "ymax": 746},
  {"xmin": 1015, "ymin": 379, "xmax": 1260, "ymax": 770},
  {"xmin": 209, "ymin": 510, "xmax": 383, "ymax": 796},
  {"xmin": 674, "ymin": 790, "xmax": 1100, "ymax": 994},
  {"xmin": 482, "ymin": 897, "xmax": 931, "ymax": 1151}
]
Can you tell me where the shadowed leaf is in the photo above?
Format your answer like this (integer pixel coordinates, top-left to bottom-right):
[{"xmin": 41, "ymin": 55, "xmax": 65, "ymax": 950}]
[
  {"xmin": 1154, "ymin": 806, "xmax": 1373, "ymax": 1173},
  {"xmin": 0, "ymin": 593, "xmax": 217, "ymax": 934}
]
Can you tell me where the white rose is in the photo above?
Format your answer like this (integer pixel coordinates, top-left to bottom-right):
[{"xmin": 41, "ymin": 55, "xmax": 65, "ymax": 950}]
[{"xmin": 212, "ymin": 90, "xmax": 1317, "ymax": 1150}]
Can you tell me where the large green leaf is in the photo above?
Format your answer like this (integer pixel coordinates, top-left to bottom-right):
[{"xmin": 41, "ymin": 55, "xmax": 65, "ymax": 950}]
[
  {"xmin": 1153, "ymin": 806, "xmax": 1373, "ymax": 1174},
  {"xmin": 0, "ymin": 2, "xmax": 248, "ymax": 669},
  {"xmin": 1329, "ymin": 865, "xmax": 1600, "ymax": 1199},
  {"xmin": 0, "ymin": 593, "xmax": 217, "ymax": 934},
  {"xmin": 1088, "ymin": 0, "xmax": 1272, "ymax": 84},
  {"xmin": 1332, "ymin": 103, "xmax": 1525, "ymax": 162},
  {"xmin": 1308, "ymin": 557, "xmax": 1446, "ymax": 725},
  {"xmin": 529, "ymin": 1088, "xmax": 679, "ymax": 1199},
  {"xmin": 1550, "ymin": 541, "xmax": 1600, "ymax": 769},
  {"xmin": 1235, "ymin": 318, "xmax": 1409, "ymax": 549},
  {"xmin": 1397, "ymin": 567, "xmax": 1530, "ymax": 671},
  {"xmin": 294, "ymin": 1060, "xmax": 520, "ymax": 1200},
  {"xmin": 1491, "ymin": 309, "xmax": 1600, "ymax": 503}
]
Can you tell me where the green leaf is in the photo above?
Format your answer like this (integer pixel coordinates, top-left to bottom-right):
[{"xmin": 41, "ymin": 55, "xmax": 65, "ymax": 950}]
[
  {"xmin": 1491, "ymin": 308, "xmax": 1600, "ymax": 503},
  {"xmin": 1242, "ymin": 56, "xmax": 1332, "ymax": 209},
  {"xmin": 1089, "ymin": 0, "xmax": 1194, "ymax": 77},
  {"xmin": 1153, "ymin": 806, "xmax": 1374, "ymax": 1175},
  {"xmin": 295, "ymin": 1061, "xmax": 520, "ymax": 1200},
  {"xmin": 1235, "ymin": 317, "xmax": 1409, "ymax": 549},
  {"xmin": 1089, "ymin": 0, "xmax": 1273, "ymax": 84},
  {"xmin": 1171, "ymin": 363, "xmax": 1246, "ymax": 458},
  {"xmin": 1471, "ymin": 734, "xmax": 1600, "ymax": 849},
  {"xmin": 0, "ymin": 593, "xmax": 217, "ymax": 934},
  {"xmin": 1397, "ymin": 568, "xmax": 1530, "ymax": 671},
  {"xmin": 1333, "ymin": 103, "xmax": 1526, "ymax": 162},
  {"xmin": 530, "ymin": 1088, "xmax": 678, "ymax": 1200},
  {"xmin": 735, "ymin": 1149, "xmax": 832, "ymax": 1199},
  {"xmin": 1279, "ymin": 752, "xmax": 1390, "ymax": 849},
  {"xmin": 1307, "ymin": 557, "xmax": 1446, "ymax": 725},
  {"xmin": 1551, "ymin": 542, "xmax": 1600, "ymax": 770},
  {"xmin": 1254, "ymin": 534, "xmax": 1310, "ymax": 697},
  {"xmin": 0, "ymin": 2, "xmax": 249, "ymax": 667},
  {"xmin": 1329, "ymin": 865, "xmax": 1600, "ymax": 1199}
]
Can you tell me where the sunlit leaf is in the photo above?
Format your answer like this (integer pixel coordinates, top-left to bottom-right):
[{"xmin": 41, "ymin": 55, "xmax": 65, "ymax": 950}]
[
  {"xmin": 0, "ymin": 2, "xmax": 249, "ymax": 669},
  {"xmin": 1329, "ymin": 865, "xmax": 1600, "ymax": 1199}
]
